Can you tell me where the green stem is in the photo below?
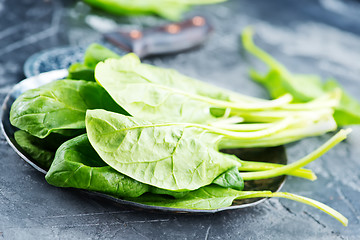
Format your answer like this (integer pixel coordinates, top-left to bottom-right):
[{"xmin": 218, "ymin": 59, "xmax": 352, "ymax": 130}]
[
  {"xmin": 242, "ymin": 27, "xmax": 289, "ymax": 74},
  {"xmin": 231, "ymin": 108, "xmax": 334, "ymax": 123},
  {"xmin": 218, "ymin": 118, "xmax": 337, "ymax": 148},
  {"xmin": 210, "ymin": 122, "xmax": 276, "ymax": 131},
  {"xmin": 197, "ymin": 117, "xmax": 293, "ymax": 139},
  {"xmin": 237, "ymin": 191, "xmax": 348, "ymax": 226},
  {"xmin": 240, "ymin": 129, "xmax": 351, "ymax": 180},
  {"xmin": 238, "ymin": 161, "xmax": 316, "ymax": 180}
]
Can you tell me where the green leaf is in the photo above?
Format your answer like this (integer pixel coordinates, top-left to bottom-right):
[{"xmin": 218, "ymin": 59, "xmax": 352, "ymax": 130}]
[
  {"xmin": 14, "ymin": 130, "xmax": 71, "ymax": 169},
  {"xmin": 83, "ymin": 43, "xmax": 121, "ymax": 69},
  {"xmin": 83, "ymin": 0, "xmax": 226, "ymax": 21},
  {"xmin": 127, "ymin": 185, "xmax": 243, "ymax": 210},
  {"xmin": 250, "ymin": 69, "xmax": 325, "ymax": 103},
  {"xmin": 127, "ymin": 185, "xmax": 348, "ymax": 226},
  {"xmin": 67, "ymin": 43, "xmax": 121, "ymax": 81},
  {"xmin": 67, "ymin": 63, "xmax": 95, "ymax": 82},
  {"xmin": 45, "ymin": 134, "xmax": 150, "ymax": 198},
  {"xmin": 323, "ymin": 79, "xmax": 360, "ymax": 126},
  {"xmin": 10, "ymin": 79, "xmax": 128, "ymax": 138},
  {"xmin": 242, "ymin": 28, "xmax": 325, "ymax": 102},
  {"xmin": 150, "ymin": 188, "xmax": 189, "ymax": 199},
  {"xmin": 95, "ymin": 55, "xmax": 224, "ymax": 124},
  {"xmin": 85, "ymin": 109, "xmax": 241, "ymax": 191},
  {"xmin": 213, "ymin": 166, "xmax": 244, "ymax": 190},
  {"xmin": 242, "ymin": 27, "xmax": 360, "ymax": 126},
  {"xmin": 95, "ymin": 54, "xmax": 288, "ymax": 125},
  {"xmin": 46, "ymin": 133, "xmax": 193, "ymax": 198}
]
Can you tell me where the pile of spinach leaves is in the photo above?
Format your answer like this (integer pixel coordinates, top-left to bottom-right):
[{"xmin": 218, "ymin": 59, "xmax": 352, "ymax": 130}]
[{"xmin": 9, "ymin": 43, "xmax": 352, "ymax": 226}]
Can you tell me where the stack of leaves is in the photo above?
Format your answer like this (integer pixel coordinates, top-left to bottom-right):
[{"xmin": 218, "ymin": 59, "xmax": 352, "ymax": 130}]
[
  {"xmin": 9, "ymin": 43, "xmax": 353, "ymax": 226},
  {"xmin": 82, "ymin": 0, "xmax": 227, "ymax": 21}
]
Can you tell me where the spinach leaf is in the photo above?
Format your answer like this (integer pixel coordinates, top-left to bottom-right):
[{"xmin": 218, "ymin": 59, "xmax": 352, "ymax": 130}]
[
  {"xmin": 150, "ymin": 188, "xmax": 189, "ymax": 199},
  {"xmin": 14, "ymin": 130, "xmax": 71, "ymax": 169},
  {"xmin": 213, "ymin": 166, "xmax": 244, "ymax": 191},
  {"xmin": 127, "ymin": 185, "xmax": 243, "ymax": 210},
  {"xmin": 323, "ymin": 79, "xmax": 360, "ymax": 126},
  {"xmin": 83, "ymin": 0, "xmax": 226, "ymax": 21},
  {"xmin": 242, "ymin": 27, "xmax": 360, "ymax": 126},
  {"xmin": 249, "ymin": 69, "xmax": 325, "ymax": 103},
  {"xmin": 46, "ymin": 133, "xmax": 190, "ymax": 198},
  {"xmin": 127, "ymin": 185, "xmax": 348, "ymax": 226},
  {"xmin": 95, "ymin": 54, "xmax": 290, "ymax": 124},
  {"xmin": 96, "ymin": 53, "xmax": 240, "ymax": 102},
  {"xmin": 45, "ymin": 134, "xmax": 150, "ymax": 198},
  {"xmin": 85, "ymin": 109, "xmax": 241, "ymax": 191},
  {"xmin": 67, "ymin": 63, "xmax": 95, "ymax": 82},
  {"xmin": 68, "ymin": 44, "xmax": 121, "ymax": 81},
  {"xmin": 10, "ymin": 79, "xmax": 128, "ymax": 138},
  {"xmin": 83, "ymin": 43, "xmax": 121, "ymax": 69}
]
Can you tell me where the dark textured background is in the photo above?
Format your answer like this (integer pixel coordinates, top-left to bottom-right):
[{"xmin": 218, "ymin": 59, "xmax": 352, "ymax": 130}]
[{"xmin": 1, "ymin": 0, "xmax": 360, "ymax": 239}]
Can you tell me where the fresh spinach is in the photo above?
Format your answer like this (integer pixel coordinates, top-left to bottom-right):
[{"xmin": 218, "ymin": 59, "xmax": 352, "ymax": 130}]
[
  {"xmin": 85, "ymin": 109, "xmax": 241, "ymax": 191},
  {"xmin": 212, "ymin": 166, "xmax": 244, "ymax": 190},
  {"xmin": 83, "ymin": 0, "xmax": 226, "ymax": 21},
  {"xmin": 45, "ymin": 128, "xmax": 349, "ymax": 225},
  {"xmin": 67, "ymin": 63, "xmax": 95, "ymax": 82},
  {"xmin": 46, "ymin": 134, "xmax": 151, "ymax": 198},
  {"xmin": 68, "ymin": 43, "xmax": 121, "ymax": 81},
  {"xmin": 14, "ymin": 130, "xmax": 71, "ymax": 169},
  {"xmin": 8, "ymin": 42, "xmax": 352, "ymax": 226},
  {"xmin": 83, "ymin": 43, "xmax": 121, "ymax": 69},
  {"xmin": 241, "ymin": 27, "xmax": 360, "ymax": 126},
  {"xmin": 94, "ymin": 54, "xmax": 238, "ymax": 124},
  {"xmin": 10, "ymin": 79, "xmax": 128, "ymax": 138},
  {"xmin": 94, "ymin": 54, "xmax": 338, "ymax": 148},
  {"xmin": 127, "ymin": 185, "xmax": 348, "ymax": 226},
  {"xmin": 323, "ymin": 79, "xmax": 360, "ymax": 126},
  {"xmin": 46, "ymin": 133, "xmax": 192, "ymax": 198},
  {"xmin": 86, "ymin": 109, "xmax": 349, "ymax": 189}
]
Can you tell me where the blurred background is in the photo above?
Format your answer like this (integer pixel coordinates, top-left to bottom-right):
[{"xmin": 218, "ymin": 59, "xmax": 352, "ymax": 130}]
[{"xmin": 0, "ymin": 0, "xmax": 360, "ymax": 239}]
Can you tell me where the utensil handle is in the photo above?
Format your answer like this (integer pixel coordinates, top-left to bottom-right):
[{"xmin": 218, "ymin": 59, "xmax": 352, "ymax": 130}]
[{"xmin": 104, "ymin": 16, "xmax": 213, "ymax": 58}]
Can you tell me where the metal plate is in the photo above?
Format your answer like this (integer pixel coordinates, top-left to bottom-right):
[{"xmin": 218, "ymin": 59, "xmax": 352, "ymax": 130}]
[
  {"xmin": 3, "ymin": 69, "xmax": 287, "ymax": 213},
  {"xmin": 23, "ymin": 43, "xmax": 126, "ymax": 77}
]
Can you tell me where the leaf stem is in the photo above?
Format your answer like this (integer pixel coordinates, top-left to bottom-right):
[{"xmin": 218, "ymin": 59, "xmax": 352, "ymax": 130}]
[
  {"xmin": 242, "ymin": 27, "xmax": 289, "ymax": 74},
  {"xmin": 240, "ymin": 129, "xmax": 351, "ymax": 180},
  {"xmin": 236, "ymin": 191, "xmax": 348, "ymax": 226},
  {"xmin": 238, "ymin": 161, "xmax": 316, "ymax": 180},
  {"xmin": 218, "ymin": 118, "xmax": 337, "ymax": 148}
]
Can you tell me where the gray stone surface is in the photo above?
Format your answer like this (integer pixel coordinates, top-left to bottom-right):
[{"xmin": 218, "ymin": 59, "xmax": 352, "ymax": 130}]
[{"xmin": 1, "ymin": 0, "xmax": 360, "ymax": 239}]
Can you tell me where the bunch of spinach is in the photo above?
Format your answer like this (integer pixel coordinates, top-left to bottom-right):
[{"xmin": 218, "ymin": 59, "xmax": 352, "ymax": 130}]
[
  {"xmin": 9, "ymin": 43, "xmax": 352, "ymax": 226},
  {"xmin": 70, "ymin": 44, "xmax": 341, "ymax": 149},
  {"xmin": 95, "ymin": 54, "xmax": 340, "ymax": 148},
  {"xmin": 45, "ymin": 108, "xmax": 349, "ymax": 225},
  {"xmin": 241, "ymin": 27, "xmax": 360, "ymax": 126},
  {"xmin": 44, "ymin": 123, "xmax": 348, "ymax": 225},
  {"xmin": 85, "ymin": 109, "xmax": 349, "ymax": 187},
  {"xmin": 82, "ymin": 0, "xmax": 226, "ymax": 21}
]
